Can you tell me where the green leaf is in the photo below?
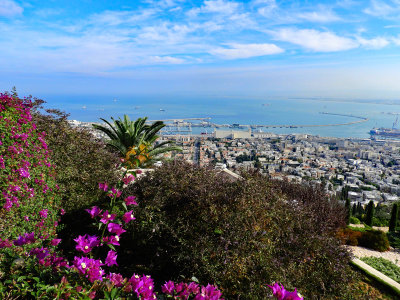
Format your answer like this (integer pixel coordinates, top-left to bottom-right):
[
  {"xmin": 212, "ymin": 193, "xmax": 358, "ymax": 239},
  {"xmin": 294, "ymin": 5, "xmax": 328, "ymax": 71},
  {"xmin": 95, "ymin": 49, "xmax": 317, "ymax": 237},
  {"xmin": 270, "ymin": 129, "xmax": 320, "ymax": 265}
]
[{"xmin": 107, "ymin": 244, "xmax": 116, "ymax": 251}]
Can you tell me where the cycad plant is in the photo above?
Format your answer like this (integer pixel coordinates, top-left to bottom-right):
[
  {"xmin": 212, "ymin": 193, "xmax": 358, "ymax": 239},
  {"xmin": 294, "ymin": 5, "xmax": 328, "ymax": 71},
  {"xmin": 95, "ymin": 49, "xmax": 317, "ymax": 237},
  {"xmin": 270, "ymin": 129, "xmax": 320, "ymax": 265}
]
[{"xmin": 93, "ymin": 115, "xmax": 181, "ymax": 168}]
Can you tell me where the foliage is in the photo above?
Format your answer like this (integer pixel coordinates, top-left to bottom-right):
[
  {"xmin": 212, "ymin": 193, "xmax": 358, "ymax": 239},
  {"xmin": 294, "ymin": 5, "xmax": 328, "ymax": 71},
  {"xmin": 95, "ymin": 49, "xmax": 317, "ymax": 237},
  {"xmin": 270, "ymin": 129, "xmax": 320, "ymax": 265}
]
[
  {"xmin": 387, "ymin": 232, "xmax": 400, "ymax": 249},
  {"xmin": 345, "ymin": 198, "xmax": 351, "ymax": 225},
  {"xmin": 121, "ymin": 160, "xmax": 353, "ymax": 299},
  {"xmin": 29, "ymin": 97, "xmax": 120, "ymax": 212},
  {"xmin": 93, "ymin": 115, "xmax": 180, "ymax": 168},
  {"xmin": 337, "ymin": 228, "xmax": 363, "ymax": 246},
  {"xmin": 358, "ymin": 230, "xmax": 390, "ymax": 252},
  {"xmin": 365, "ymin": 200, "xmax": 375, "ymax": 226},
  {"xmin": 361, "ymin": 257, "xmax": 400, "ymax": 283},
  {"xmin": 0, "ymin": 93, "xmax": 60, "ymax": 243},
  {"xmin": 350, "ymin": 216, "xmax": 361, "ymax": 224},
  {"xmin": 389, "ymin": 203, "xmax": 398, "ymax": 232}
]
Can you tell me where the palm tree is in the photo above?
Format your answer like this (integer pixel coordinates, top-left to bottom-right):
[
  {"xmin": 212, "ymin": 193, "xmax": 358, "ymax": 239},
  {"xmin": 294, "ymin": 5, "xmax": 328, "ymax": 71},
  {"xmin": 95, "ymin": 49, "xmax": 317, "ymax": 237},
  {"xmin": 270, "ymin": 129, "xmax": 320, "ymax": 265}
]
[{"xmin": 93, "ymin": 115, "xmax": 181, "ymax": 168}]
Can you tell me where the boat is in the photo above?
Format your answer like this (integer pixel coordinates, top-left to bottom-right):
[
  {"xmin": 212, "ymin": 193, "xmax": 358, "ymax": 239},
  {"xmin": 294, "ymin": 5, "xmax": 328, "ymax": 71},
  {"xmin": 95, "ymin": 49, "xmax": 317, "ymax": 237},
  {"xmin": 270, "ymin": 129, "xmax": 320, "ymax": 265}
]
[{"xmin": 370, "ymin": 116, "xmax": 400, "ymax": 138}]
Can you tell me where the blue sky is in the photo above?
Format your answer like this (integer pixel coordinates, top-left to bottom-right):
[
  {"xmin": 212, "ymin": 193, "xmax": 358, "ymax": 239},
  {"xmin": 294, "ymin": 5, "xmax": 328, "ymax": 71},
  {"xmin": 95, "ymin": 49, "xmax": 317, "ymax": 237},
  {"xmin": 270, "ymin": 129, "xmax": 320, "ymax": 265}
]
[{"xmin": 1, "ymin": 0, "xmax": 400, "ymax": 99}]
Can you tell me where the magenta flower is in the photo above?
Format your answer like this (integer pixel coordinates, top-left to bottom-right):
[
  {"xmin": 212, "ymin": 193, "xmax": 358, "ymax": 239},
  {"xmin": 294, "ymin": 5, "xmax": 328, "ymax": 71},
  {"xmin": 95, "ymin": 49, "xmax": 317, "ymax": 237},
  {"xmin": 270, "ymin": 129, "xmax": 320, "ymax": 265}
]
[
  {"xmin": 188, "ymin": 282, "xmax": 200, "ymax": 294},
  {"xmin": 86, "ymin": 206, "xmax": 102, "ymax": 218},
  {"xmin": 60, "ymin": 208, "xmax": 65, "ymax": 215},
  {"xmin": 268, "ymin": 283, "xmax": 303, "ymax": 300},
  {"xmin": 73, "ymin": 256, "xmax": 104, "ymax": 283},
  {"xmin": 109, "ymin": 187, "xmax": 122, "ymax": 198},
  {"xmin": 107, "ymin": 273, "xmax": 125, "ymax": 287},
  {"xmin": 122, "ymin": 174, "xmax": 135, "ymax": 184},
  {"xmin": 105, "ymin": 250, "xmax": 118, "ymax": 266},
  {"xmin": 74, "ymin": 235, "xmax": 100, "ymax": 254},
  {"xmin": 103, "ymin": 235, "xmax": 120, "ymax": 246},
  {"xmin": 122, "ymin": 211, "xmax": 135, "ymax": 223},
  {"xmin": 99, "ymin": 182, "xmax": 108, "ymax": 191},
  {"xmin": 194, "ymin": 284, "xmax": 223, "ymax": 300},
  {"xmin": 14, "ymin": 232, "xmax": 35, "ymax": 246},
  {"xmin": 18, "ymin": 167, "xmax": 30, "ymax": 178},
  {"xmin": 100, "ymin": 211, "xmax": 116, "ymax": 224},
  {"xmin": 162, "ymin": 280, "xmax": 175, "ymax": 295},
  {"xmin": 124, "ymin": 196, "xmax": 138, "ymax": 206},
  {"xmin": 39, "ymin": 209, "xmax": 48, "ymax": 219},
  {"xmin": 30, "ymin": 247, "xmax": 50, "ymax": 260},
  {"xmin": 107, "ymin": 223, "xmax": 126, "ymax": 236},
  {"xmin": 51, "ymin": 238, "xmax": 62, "ymax": 246}
]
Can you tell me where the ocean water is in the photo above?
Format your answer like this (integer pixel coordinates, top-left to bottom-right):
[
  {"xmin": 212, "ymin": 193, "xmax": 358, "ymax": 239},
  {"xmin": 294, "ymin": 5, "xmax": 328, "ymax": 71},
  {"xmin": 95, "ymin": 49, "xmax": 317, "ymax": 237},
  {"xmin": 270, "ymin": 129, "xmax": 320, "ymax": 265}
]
[{"xmin": 43, "ymin": 95, "xmax": 400, "ymax": 139}]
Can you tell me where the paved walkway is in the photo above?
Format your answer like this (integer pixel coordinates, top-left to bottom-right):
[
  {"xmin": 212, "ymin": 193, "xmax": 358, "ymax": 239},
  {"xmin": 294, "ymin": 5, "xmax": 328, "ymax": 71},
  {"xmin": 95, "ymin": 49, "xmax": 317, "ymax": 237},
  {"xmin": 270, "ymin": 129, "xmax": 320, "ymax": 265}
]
[{"xmin": 347, "ymin": 245, "xmax": 400, "ymax": 267}]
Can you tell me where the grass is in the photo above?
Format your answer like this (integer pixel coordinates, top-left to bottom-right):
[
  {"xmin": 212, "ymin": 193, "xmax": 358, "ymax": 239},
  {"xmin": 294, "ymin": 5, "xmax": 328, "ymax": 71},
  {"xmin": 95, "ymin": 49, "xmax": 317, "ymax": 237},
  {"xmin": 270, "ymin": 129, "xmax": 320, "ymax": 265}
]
[{"xmin": 360, "ymin": 257, "xmax": 400, "ymax": 283}]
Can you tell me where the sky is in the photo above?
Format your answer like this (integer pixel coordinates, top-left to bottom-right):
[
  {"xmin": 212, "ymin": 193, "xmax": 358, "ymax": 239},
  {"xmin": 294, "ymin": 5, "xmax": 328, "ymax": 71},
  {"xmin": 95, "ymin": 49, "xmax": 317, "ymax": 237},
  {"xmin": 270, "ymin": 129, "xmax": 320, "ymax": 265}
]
[{"xmin": 1, "ymin": 0, "xmax": 400, "ymax": 100}]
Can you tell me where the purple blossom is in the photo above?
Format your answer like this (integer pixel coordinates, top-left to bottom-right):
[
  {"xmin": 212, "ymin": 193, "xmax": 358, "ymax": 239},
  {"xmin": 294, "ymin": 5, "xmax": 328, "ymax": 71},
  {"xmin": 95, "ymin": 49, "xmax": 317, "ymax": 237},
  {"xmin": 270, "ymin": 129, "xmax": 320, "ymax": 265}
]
[
  {"xmin": 107, "ymin": 223, "xmax": 126, "ymax": 236},
  {"xmin": 194, "ymin": 284, "xmax": 223, "ymax": 300},
  {"xmin": 73, "ymin": 256, "xmax": 104, "ymax": 283},
  {"xmin": 162, "ymin": 280, "xmax": 175, "ymax": 295},
  {"xmin": 124, "ymin": 196, "xmax": 138, "ymax": 206},
  {"xmin": 122, "ymin": 211, "xmax": 135, "ymax": 223},
  {"xmin": 39, "ymin": 209, "xmax": 48, "ymax": 219},
  {"xmin": 50, "ymin": 238, "xmax": 62, "ymax": 246},
  {"xmin": 0, "ymin": 238, "xmax": 12, "ymax": 248},
  {"xmin": 18, "ymin": 167, "xmax": 30, "ymax": 178},
  {"xmin": 103, "ymin": 235, "xmax": 120, "ymax": 246},
  {"xmin": 13, "ymin": 232, "xmax": 35, "ymax": 246},
  {"xmin": 30, "ymin": 247, "xmax": 50, "ymax": 260},
  {"xmin": 99, "ymin": 182, "xmax": 108, "ymax": 192},
  {"xmin": 107, "ymin": 273, "xmax": 124, "ymax": 287},
  {"xmin": 268, "ymin": 283, "xmax": 303, "ymax": 300},
  {"xmin": 122, "ymin": 174, "xmax": 135, "ymax": 184},
  {"xmin": 74, "ymin": 235, "xmax": 100, "ymax": 254},
  {"xmin": 100, "ymin": 211, "xmax": 116, "ymax": 224},
  {"xmin": 85, "ymin": 206, "xmax": 102, "ymax": 218},
  {"xmin": 105, "ymin": 250, "xmax": 118, "ymax": 267},
  {"xmin": 109, "ymin": 187, "xmax": 122, "ymax": 198}
]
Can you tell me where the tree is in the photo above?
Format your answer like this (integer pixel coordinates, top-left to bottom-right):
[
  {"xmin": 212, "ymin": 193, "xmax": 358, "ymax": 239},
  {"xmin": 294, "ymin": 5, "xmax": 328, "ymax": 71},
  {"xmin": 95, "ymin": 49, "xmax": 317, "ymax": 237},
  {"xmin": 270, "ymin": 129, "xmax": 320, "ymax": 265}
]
[
  {"xmin": 352, "ymin": 203, "xmax": 357, "ymax": 216},
  {"xmin": 345, "ymin": 198, "xmax": 351, "ymax": 225},
  {"xmin": 93, "ymin": 115, "xmax": 181, "ymax": 168},
  {"xmin": 389, "ymin": 203, "xmax": 399, "ymax": 232},
  {"xmin": 365, "ymin": 200, "xmax": 375, "ymax": 226}
]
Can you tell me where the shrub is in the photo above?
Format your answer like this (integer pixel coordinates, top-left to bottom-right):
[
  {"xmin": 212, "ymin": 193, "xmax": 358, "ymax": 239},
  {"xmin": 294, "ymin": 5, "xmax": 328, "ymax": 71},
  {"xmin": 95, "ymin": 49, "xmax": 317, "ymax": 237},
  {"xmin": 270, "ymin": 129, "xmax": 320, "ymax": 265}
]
[
  {"xmin": 358, "ymin": 230, "xmax": 390, "ymax": 252},
  {"xmin": 0, "ymin": 93, "xmax": 60, "ymax": 242},
  {"xmin": 372, "ymin": 217, "xmax": 389, "ymax": 227},
  {"xmin": 350, "ymin": 216, "xmax": 361, "ymax": 224},
  {"xmin": 389, "ymin": 203, "xmax": 398, "ymax": 232},
  {"xmin": 30, "ymin": 98, "xmax": 120, "ymax": 212},
  {"xmin": 387, "ymin": 232, "xmax": 400, "ymax": 249},
  {"xmin": 121, "ymin": 160, "xmax": 354, "ymax": 298},
  {"xmin": 337, "ymin": 228, "xmax": 362, "ymax": 246},
  {"xmin": 361, "ymin": 257, "xmax": 400, "ymax": 283},
  {"xmin": 365, "ymin": 200, "xmax": 375, "ymax": 226}
]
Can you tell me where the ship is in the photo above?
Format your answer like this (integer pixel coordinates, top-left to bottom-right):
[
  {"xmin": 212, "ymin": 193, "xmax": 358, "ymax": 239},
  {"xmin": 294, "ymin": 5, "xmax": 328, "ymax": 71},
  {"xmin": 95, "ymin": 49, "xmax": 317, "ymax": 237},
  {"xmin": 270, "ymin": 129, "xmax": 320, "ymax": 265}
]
[{"xmin": 370, "ymin": 116, "xmax": 400, "ymax": 138}]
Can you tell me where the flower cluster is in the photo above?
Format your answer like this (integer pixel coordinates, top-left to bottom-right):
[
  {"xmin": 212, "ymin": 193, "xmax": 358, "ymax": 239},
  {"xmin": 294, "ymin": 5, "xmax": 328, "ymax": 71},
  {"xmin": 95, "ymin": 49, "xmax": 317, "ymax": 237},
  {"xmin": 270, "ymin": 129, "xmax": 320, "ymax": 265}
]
[
  {"xmin": 162, "ymin": 281, "xmax": 223, "ymax": 300},
  {"xmin": 268, "ymin": 283, "xmax": 303, "ymax": 300}
]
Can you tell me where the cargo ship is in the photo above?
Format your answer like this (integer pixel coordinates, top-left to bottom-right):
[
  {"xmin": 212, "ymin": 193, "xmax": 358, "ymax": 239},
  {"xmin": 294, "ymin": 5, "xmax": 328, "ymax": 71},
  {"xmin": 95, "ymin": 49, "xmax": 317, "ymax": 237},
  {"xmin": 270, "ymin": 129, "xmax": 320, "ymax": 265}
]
[{"xmin": 370, "ymin": 116, "xmax": 400, "ymax": 138}]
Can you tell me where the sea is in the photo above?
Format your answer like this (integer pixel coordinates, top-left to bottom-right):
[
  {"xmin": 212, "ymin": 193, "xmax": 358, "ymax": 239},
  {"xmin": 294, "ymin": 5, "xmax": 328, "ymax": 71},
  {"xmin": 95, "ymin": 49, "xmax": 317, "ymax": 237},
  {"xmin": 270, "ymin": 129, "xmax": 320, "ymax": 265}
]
[{"xmin": 43, "ymin": 95, "xmax": 400, "ymax": 139}]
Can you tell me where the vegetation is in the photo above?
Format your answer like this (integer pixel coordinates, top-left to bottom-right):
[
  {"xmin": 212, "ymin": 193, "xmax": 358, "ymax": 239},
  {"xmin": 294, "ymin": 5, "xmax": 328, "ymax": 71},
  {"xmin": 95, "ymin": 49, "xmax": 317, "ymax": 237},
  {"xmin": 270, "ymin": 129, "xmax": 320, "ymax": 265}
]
[
  {"xmin": 366, "ymin": 200, "xmax": 375, "ymax": 226},
  {"xmin": 361, "ymin": 257, "xmax": 400, "ymax": 283},
  {"xmin": 389, "ymin": 203, "xmax": 398, "ymax": 232},
  {"xmin": 338, "ymin": 227, "xmax": 390, "ymax": 251},
  {"xmin": 93, "ymin": 115, "xmax": 181, "ymax": 168},
  {"xmin": 122, "ymin": 161, "xmax": 354, "ymax": 298}
]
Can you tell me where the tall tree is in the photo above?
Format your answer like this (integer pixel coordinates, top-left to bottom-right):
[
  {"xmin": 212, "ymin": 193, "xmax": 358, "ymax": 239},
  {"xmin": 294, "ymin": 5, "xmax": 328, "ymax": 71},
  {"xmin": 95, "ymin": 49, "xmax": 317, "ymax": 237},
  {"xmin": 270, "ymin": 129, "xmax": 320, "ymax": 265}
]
[
  {"xmin": 352, "ymin": 203, "xmax": 357, "ymax": 216},
  {"xmin": 365, "ymin": 200, "xmax": 375, "ymax": 226},
  {"xmin": 345, "ymin": 198, "xmax": 351, "ymax": 225},
  {"xmin": 389, "ymin": 203, "xmax": 399, "ymax": 232}
]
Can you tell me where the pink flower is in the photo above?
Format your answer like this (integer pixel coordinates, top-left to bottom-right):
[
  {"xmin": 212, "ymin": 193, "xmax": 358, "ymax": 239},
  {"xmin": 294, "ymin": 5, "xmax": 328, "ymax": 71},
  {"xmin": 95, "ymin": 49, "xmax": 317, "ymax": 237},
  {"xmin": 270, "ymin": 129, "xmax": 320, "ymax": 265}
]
[
  {"xmin": 60, "ymin": 208, "xmax": 65, "ymax": 215},
  {"xmin": 39, "ymin": 209, "xmax": 48, "ymax": 219},
  {"xmin": 107, "ymin": 273, "xmax": 124, "ymax": 287},
  {"xmin": 123, "ymin": 174, "xmax": 135, "ymax": 184},
  {"xmin": 74, "ymin": 235, "xmax": 100, "ymax": 254},
  {"xmin": 267, "ymin": 283, "xmax": 303, "ymax": 300},
  {"xmin": 124, "ymin": 196, "xmax": 138, "ymax": 206},
  {"xmin": 100, "ymin": 211, "xmax": 116, "ymax": 224},
  {"xmin": 51, "ymin": 238, "xmax": 62, "ymax": 246},
  {"xmin": 122, "ymin": 211, "xmax": 135, "ymax": 223},
  {"xmin": 107, "ymin": 223, "xmax": 126, "ymax": 236},
  {"xmin": 86, "ymin": 206, "xmax": 102, "ymax": 218},
  {"xmin": 109, "ymin": 187, "xmax": 122, "ymax": 198},
  {"xmin": 30, "ymin": 247, "xmax": 50, "ymax": 260},
  {"xmin": 162, "ymin": 280, "xmax": 175, "ymax": 295},
  {"xmin": 103, "ymin": 235, "xmax": 120, "ymax": 246},
  {"xmin": 18, "ymin": 167, "xmax": 30, "ymax": 178},
  {"xmin": 105, "ymin": 250, "xmax": 118, "ymax": 267},
  {"xmin": 99, "ymin": 182, "xmax": 108, "ymax": 192}
]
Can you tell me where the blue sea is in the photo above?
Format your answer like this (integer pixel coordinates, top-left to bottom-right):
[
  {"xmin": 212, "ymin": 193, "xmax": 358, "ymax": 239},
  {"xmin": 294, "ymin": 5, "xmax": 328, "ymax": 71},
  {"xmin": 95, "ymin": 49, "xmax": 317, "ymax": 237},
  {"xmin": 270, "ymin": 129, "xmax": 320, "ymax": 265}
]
[{"xmin": 43, "ymin": 95, "xmax": 400, "ymax": 139}]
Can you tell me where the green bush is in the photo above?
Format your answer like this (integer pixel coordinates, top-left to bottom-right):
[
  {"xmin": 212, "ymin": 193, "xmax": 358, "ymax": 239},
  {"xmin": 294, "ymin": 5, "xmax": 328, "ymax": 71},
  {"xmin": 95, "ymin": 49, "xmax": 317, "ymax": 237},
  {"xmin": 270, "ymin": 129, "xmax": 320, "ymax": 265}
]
[
  {"xmin": 120, "ymin": 161, "xmax": 353, "ymax": 298},
  {"xmin": 30, "ymin": 98, "xmax": 120, "ymax": 212},
  {"xmin": 0, "ymin": 93, "xmax": 60, "ymax": 241},
  {"xmin": 387, "ymin": 232, "xmax": 400, "ymax": 249},
  {"xmin": 359, "ymin": 230, "xmax": 390, "ymax": 252},
  {"xmin": 350, "ymin": 216, "xmax": 361, "ymax": 224},
  {"xmin": 361, "ymin": 257, "xmax": 400, "ymax": 283},
  {"xmin": 372, "ymin": 217, "xmax": 389, "ymax": 227}
]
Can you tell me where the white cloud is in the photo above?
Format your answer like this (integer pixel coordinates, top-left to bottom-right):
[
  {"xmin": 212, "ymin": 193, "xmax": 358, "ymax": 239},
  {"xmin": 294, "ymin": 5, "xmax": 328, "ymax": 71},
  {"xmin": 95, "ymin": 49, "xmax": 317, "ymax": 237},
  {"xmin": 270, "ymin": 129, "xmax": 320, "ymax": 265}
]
[
  {"xmin": 363, "ymin": 0, "xmax": 398, "ymax": 17},
  {"xmin": 149, "ymin": 56, "xmax": 185, "ymax": 64},
  {"xmin": 272, "ymin": 28, "xmax": 358, "ymax": 52},
  {"xmin": 209, "ymin": 43, "xmax": 283, "ymax": 59},
  {"xmin": 296, "ymin": 9, "xmax": 341, "ymax": 23},
  {"xmin": 0, "ymin": 0, "xmax": 22, "ymax": 17},
  {"xmin": 357, "ymin": 36, "xmax": 390, "ymax": 49},
  {"xmin": 188, "ymin": 0, "xmax": 239, "ymax": 16}
]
